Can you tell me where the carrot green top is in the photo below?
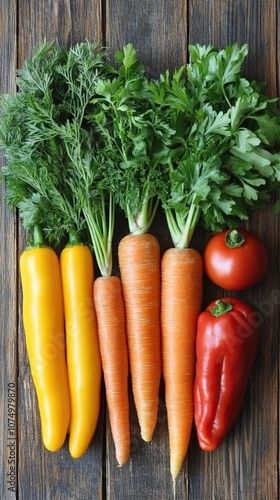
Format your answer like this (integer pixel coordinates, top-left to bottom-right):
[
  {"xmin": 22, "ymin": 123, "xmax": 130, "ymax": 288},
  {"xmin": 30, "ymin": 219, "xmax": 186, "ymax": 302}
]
[{"xmin": 0, "ymin": 41, "xmax": 117, "ymax": 276}]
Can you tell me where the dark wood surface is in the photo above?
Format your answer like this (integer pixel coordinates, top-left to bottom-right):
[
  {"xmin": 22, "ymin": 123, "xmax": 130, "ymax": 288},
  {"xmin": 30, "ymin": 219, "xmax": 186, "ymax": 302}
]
[{"xmin": 0, "ymin": 1, "xmax": 279, "ymax": 499}]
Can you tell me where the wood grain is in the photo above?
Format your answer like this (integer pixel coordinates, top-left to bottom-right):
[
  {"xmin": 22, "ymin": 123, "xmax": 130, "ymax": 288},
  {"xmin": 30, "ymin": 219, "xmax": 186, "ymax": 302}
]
[
  {"xmin": 0, "ymin": 1, "xmax": 18, "ymax": 499},
  {"xmin": 106, "ymin": 0, "xmax": 188, "ymax": 76},
  {"xmin": 0, "ymin": 0, "xmax": 279, "ymax": 499}
]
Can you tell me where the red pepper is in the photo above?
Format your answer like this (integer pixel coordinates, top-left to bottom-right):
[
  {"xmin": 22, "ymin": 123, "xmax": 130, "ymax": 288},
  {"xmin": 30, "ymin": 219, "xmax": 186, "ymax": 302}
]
[{"xmin": 194, "ymin": 297, "xmax": 259, "ymax": 451}]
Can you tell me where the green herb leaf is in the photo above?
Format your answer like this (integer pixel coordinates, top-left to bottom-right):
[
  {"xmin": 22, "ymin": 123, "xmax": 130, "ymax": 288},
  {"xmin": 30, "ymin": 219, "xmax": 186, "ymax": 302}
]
[{"xmin": 152, "ymin": 42, "xmax": 280, "ymax": 246}]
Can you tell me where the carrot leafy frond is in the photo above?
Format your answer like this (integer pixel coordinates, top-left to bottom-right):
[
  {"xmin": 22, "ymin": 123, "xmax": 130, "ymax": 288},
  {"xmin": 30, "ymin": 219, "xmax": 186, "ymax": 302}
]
[{"xmin": 0, "ymin": 41, "xmax": 117, "ymax": 275}]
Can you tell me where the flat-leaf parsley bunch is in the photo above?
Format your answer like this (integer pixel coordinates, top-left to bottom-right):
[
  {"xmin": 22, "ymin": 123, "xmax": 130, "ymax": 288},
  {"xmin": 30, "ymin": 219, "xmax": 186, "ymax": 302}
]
[{"xmin": 150, "ymin": 43, "xmax": 280, "ymax": 248}]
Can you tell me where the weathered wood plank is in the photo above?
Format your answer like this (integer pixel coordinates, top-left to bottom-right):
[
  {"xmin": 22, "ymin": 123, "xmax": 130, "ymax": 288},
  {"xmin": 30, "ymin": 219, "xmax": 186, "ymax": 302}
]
[
  {"xmin": 18, "ymin": 0, "xmax": 103, "ymax": 56},
  {"xmin": 15, "ymin": 2, "xmax": 105, "ymax": 499},
  {"xmin": 105, "ymin": 0, "xmax": 188, "ymax": 76},
  {"xmin": 0, "ymin": 1, "xmax": 18, "ymax": 498}
]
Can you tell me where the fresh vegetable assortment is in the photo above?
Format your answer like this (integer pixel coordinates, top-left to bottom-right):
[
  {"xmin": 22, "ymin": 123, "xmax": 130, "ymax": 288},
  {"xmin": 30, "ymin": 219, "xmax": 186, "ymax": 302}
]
[
  {"xmin": 148, "ymin": 42, "xmax": 278, "ymax": 478},
  {"xmin": 1, "ymin": 40, "xmax": 280, "ymax": 478}
]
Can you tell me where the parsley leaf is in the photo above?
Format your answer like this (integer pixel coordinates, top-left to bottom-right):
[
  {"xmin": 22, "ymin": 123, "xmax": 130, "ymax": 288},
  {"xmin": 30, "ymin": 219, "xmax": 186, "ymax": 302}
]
[
  {"xmin": 88, "ymin": 44, "xmax": 174, "ymax": 234},
  {"xmin": 150, "ymin": 42, "xmax": 280, "ymax": 247}
]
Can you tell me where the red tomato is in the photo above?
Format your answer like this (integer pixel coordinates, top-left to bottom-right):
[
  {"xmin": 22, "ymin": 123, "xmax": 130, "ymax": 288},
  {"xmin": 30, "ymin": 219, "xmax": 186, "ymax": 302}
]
[{"xmin": 203, "ymin": 227, "xmax": 269, "ymax": 290}]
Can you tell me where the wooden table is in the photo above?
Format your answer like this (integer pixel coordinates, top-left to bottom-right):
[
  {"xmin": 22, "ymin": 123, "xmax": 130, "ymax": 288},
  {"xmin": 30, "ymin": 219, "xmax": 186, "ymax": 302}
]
[{"xmin": 0, "ymin": 1, "xmax": 279, "ymax": 498}]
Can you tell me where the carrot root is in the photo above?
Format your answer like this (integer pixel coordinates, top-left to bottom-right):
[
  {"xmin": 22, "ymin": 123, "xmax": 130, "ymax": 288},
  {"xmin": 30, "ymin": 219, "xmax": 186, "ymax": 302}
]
[
  {"xmin": 118, "ymin": 233, "xmax": 161, "ymax": 442},
  {"xmin": 161, "ymin": 247, "xmax": 203, "ymax": 479},
  {"xmin": 94, "ymin": 275, "xmax": 130, "ymax": 465}
]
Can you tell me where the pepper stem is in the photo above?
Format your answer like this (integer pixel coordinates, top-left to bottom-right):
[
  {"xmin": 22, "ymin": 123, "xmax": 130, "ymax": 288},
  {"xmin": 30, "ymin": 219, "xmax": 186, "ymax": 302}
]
[
  {"xmin": 67, "ymin": 228, "xmax": 83, "ymax": 247},
  {"xmin": 225, "ymin": 228, "xmax": 245, "ymax": 248},
  {"xmin": 32, "ymin": 224, "xmax": 46, "ymax": 248},
  {"xmin": 210, "ymin": 299, "xmax": 233, "ymax": 317}
]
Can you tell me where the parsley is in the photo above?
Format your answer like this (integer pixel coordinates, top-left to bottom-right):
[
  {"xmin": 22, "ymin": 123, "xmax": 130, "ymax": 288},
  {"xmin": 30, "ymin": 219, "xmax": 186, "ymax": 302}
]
[
  {"xmin": 88, "ymin": 43, "xmax": 174, "ymax": 234},
  {"xmin": 150, "ymin": 43, "xmax": 280, "ymax": 248}
]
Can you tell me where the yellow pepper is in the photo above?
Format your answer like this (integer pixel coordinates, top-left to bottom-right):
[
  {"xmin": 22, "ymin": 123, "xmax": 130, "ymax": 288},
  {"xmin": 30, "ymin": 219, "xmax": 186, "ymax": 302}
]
[
  {"xmin": 20, "ymin": 226, "xmax": 70, "ymax": 451},
  {"xmin": 60, "ymin": 237, "xmax": 101, "ymax": 458}
]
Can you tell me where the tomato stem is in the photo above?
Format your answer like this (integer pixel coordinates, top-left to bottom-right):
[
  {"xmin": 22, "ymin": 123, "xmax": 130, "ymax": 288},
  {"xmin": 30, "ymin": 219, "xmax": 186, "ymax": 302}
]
[{"xmin": 225, "ymin": 228, "xmax": 246, "ymax": 248}]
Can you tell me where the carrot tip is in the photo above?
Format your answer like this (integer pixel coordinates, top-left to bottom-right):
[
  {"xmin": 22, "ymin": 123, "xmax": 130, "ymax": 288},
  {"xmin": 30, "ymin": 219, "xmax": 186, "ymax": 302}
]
[
  {"xmin": 116, "ymin": 454, "xmax": 130, "ymax": 466},
  {"xmin": 141, "ymin": 432, "xmax": 153, "ymax": 443},
  {"xmin": 117, "ymin": 460, "xmax": 126, "ymax": 467},
  {"xmin": 171, "ymin": 459, "xmax": 183, "ymax": 481}
]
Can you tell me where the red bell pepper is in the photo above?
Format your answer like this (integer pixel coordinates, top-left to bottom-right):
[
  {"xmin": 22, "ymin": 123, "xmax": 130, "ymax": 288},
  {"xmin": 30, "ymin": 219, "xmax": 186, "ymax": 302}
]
[{"xmin": 194, "ymin": 297, "xmax": 259, "ymax": 451}]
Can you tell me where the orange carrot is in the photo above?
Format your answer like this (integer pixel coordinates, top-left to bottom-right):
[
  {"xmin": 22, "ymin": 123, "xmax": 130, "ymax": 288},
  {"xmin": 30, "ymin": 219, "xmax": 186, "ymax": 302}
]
[
  {"xmin": 83, "ymin": 184, "xmax": 131, "ymax": 464},
  {"xmin": 118, "ymin": 233, "xmax": 162, "ymax": 442},
  {"xmin": 161, "ymin": 247, "xmax": 203, "ymax": 480},
  {"xmin": 93, "ymin": 275, "xmax": 130, "ymax": 466}
]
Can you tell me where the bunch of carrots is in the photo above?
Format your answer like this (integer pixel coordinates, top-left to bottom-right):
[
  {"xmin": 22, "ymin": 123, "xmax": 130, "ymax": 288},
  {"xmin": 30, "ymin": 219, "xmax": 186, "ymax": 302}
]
[{"xmin": 1, "ymin": 40, "xmax": 280, "ymax": 481}]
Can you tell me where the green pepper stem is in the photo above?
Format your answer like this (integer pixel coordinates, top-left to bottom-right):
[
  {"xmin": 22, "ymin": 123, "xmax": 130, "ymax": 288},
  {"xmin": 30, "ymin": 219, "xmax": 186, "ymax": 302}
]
[
  {"xmin": 210, "ymin": 299, "xmax": 233, "ymax": 317},
  {"xmin": 66, "ymin": 228, "xmax": 83, "ymax": 247},
  {"xmin": 32, "ymin": 224, "xmax": 46, "ymax": 248}
]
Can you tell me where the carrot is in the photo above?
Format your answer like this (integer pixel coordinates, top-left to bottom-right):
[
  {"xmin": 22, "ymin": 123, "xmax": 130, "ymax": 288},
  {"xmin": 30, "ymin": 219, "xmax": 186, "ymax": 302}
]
[
  {"xmin": 118, "ymin": 233, "xmax": 162, "ymax": 442},
  {"xmin": 81, "ymin": 186, "xmax": 131, "ymax": 464},
  {"xmin": 94, "ymin": 275, "xmax": 130, "ymax": 465},
  {"xmin": 60, "ymin": 239, "xmax": 102, "ymax": 458},
  {"xmin": 161, "ymin": 247, "xmax": 203, "ymax": 480}
]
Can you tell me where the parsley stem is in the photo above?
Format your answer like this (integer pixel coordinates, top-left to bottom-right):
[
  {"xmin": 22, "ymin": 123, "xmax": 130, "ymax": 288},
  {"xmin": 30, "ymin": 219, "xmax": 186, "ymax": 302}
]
[
  {"xmin": 165, "ymin": 209, "xmax": 182, "ymax": 247},
  {"xmin": 127, "ymin": 195, "xmax": 159, "ymax": 235},
  {"xmin": 222, "ymin": 85, "xmax": 231, "ymax": 108},
  {"xmin": 178, "ymin": 201, "xmax": 200, "ymax": 249},
  {"xmin": 164, "ymin": 200, "xmax": 200, "ymax": 249}
]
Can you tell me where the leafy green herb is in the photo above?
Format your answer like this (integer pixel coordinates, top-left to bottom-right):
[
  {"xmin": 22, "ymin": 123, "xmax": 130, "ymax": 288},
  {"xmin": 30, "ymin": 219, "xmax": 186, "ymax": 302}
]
[
  {"xmin": 88, "ymin": 43, "xmax": 175, "ymax": 234},
  {"xmin": 1, "ymin": 40, "xmax": 280, "ymax": 256},
  {"xmin": 0, "ymin": 40, "xmax": 118, "ymax": 276},
  {"xmin": 150, "ymin": 43, "xmax": 280, "ymax": 248}
]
